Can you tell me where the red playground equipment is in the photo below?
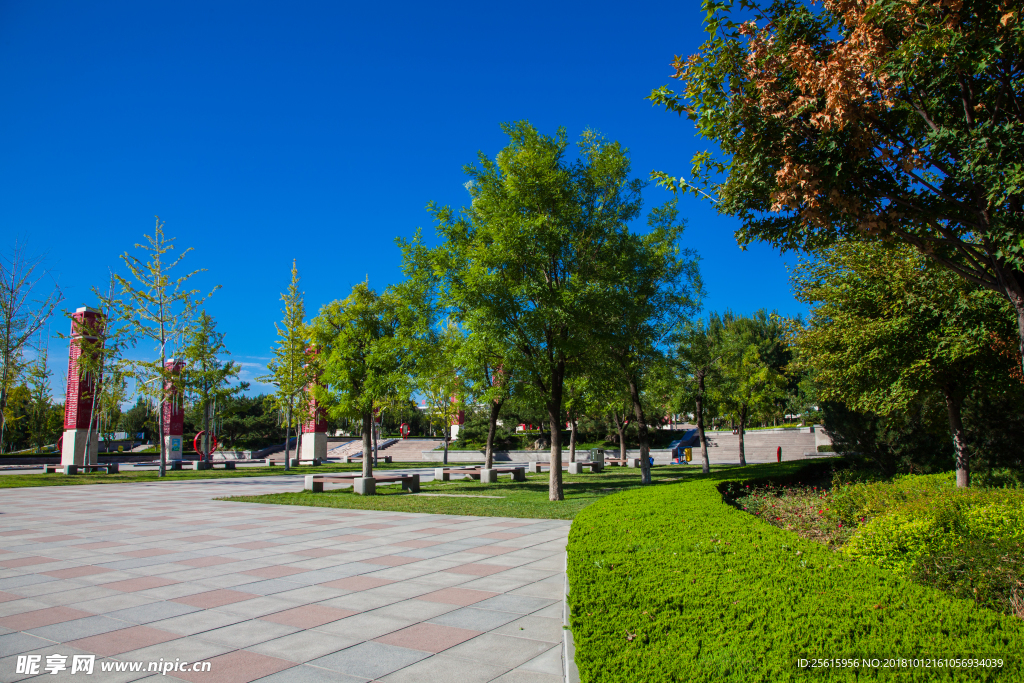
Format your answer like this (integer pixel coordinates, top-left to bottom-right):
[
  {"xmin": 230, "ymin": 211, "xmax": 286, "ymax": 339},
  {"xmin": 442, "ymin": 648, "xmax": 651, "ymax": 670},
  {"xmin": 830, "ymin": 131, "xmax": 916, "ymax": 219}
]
[{"xmin": 194, "ymin": 431, "xmax": 218, "ymax": 461}]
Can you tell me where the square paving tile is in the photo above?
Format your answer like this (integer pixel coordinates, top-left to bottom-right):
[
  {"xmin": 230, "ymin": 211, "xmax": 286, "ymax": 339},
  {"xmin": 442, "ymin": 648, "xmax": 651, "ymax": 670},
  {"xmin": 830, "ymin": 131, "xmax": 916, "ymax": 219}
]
[
  {"xmin": 443, "ymin": 632, "xmax": 555, "ymax": 669},
  {"xmin": 428, "ymin": 607, "xmax": 521, "ymax": 632},
  {"xmin": 248, "ymin": 630, "xmax": 358, "ymax": 663},
  {"xmin": 103, "ymin": 577, "xmax": 179, "ymax": 592},
  {"xmin": 0, "ymin": 591, "xmax": 24, "ymax": 603},
  {"xmin": 491, "ymin": 615, "xmax": 563, "ymax": 643},
  {"xmin": 119, "ymin": 549, "xmax": 177, "ymax": 558},
  {"xmin": 291, "ymin": 548, "xmax": 347, "ymax": 558},
  {"xmin": 416, "ymin": 588, "xmax": 499, "ymax": 607},
  {"xmin": 378, "ymin": 652, "xmax": 508, "ymax": 683},
  {"xmin": 261, "ymin": 605, "xmax": 359, "ymax": 629},
  {"xmin": 0, "ymin": 557, "xmax": 58, "ymax": 568},
  {"xmin": 319, "ymin": 576, "xmax": 394, "ymax": 592},
  {"xmin": 176, "ymin": 556, "xmax": 239, "ymax": 568},
  {"xmin": 171, "ymin": 589, "xmax": 258, "ymax": 608},
  {"xmin": 240, "ymin": 566, "xmax": 308, "ymax": 579},
  {"xmin": 68, "ymin": 625, "xmax": 180, "ymax": 656},
  {"xmin": 201, "ymin": 619, "xmax": 300, "ymax": 648},
  {"xmin": 170, "ymin": 649, "xmax": 295, "ymax": 683},
  {"xmin": 253, "ymin": 663, "xmax": 370, "ymax": 682},
  {"xmin": 471, "ymin": 595, "xmax": 557, "ymax": 615},
  {"xmin": 390, "ymin": 539, "xmax": 440, "ymax": 549},
  {"xmin": 365, "ymin": 555, "xmax": 420, "ymax": 567},
  {"xmin": 0, "ymin": 606, "xmax": 93, "ymax": 630},
  {"xmin": 25, "ymin": 614, "xmax": 135, "ymax": 642},
  {"xmin": 0, "ymin": 632, "xmax": 57, "ymax": 658},
  {"xmin": 375, "ymin": 622, "xmax": 481, "ymax": 653},
  {"xmin": 231, "ymin": 541, "xmax": 281, "ymax": 550},
  {"xmin": 41, "ymin": 565, "xmax": 115, "ymax": 579},
  {"xmin": 442, "ymin": 563, "xmax": 509, "ymax": 577},
  {"xmin": 307, "ymin": 641, "xmax": 430, "ymax": 679}
]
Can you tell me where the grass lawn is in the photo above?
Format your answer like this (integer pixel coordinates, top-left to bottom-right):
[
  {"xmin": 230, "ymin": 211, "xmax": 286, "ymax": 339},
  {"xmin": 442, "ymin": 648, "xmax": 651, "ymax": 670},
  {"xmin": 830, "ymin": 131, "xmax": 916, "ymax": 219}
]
[
  {"xmin": 219, "ymin": 465, "xmax": 713, "ymax": 519},
  {"xmin": 0, "ymin": 462, "xmax": 461, "ymax": 489}
]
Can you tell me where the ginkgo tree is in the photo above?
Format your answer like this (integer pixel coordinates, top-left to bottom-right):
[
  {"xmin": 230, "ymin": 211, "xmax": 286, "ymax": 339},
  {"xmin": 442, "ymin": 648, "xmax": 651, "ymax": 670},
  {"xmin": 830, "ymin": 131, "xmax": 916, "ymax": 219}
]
[{"xmin": 182, "ymin": 312, "xmax": 245, "ymax": 460}]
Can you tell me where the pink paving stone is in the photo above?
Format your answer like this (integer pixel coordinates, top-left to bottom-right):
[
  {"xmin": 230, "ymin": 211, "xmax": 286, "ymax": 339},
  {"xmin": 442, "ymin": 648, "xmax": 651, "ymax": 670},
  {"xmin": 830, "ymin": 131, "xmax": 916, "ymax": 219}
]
[
  {"xmin": 31, "ymin": 534, "xmax": 81, "ymax": 542},
  {"xmin": 75, "ymin": 542, "xmax": 126, "ymax": 550},
  {"xmin": 292, "ymin": 548, "xmax": 347, "ymax": 557},
  {"xmin": 464, "ymin": 546, "xmax": 515, "ymax": 556},
  {"xmin": 260, "ymin": 604, "xmax": 358, "ymax": 628},
  {"xmin": 169, "ymin": 650, "xmax": 294, "ymax": 683},
  {"xmin": 375, "ymin": 623, "xmax": 481, "ymax": 653},
  {"xmin": 443, "ymin": 563, "xmax": 510, "ymax": 577},
  {"xmin": 320, "ymin": 576, "xmax": 395, "ymax": 592},
  {"xmin": 43, "ymin": 565, "xmax": 115, "ymax": 579},
  {"xmin": 365, "ymin": 555, "xmax": 420, "ymax": 567},
  {"xmin": 391, "ymin": 539, "xmax": 440, "ymax": 549},
  {"xmin": 0, "ymin": 591, "xmax": 24, "ymax": 603},
  {"xmin": 0, "ymin": 556, "xmax": 58, "ymax": 568},
  {"xmin": 0, "ymin": 606, "xmax": 94, "ymax": 630},
  {"xmin": 176, "ymin": 556, "xmax": 239, "ymax": 568},
  {"xmin": 103, "ymin": 576, "xmax": 179, "ymax": 592},
  {"xmin": 120, "ymin": 548, "xmax": 177, "ymax": 558},
  {"xmin": 240, "ymin": 566, "xmax": 308, "ymax": 579},
  {"xmin": 222, "ymin": 524, "xmax": 264, "ymax": 530},
  {"xmin": 230, "ymin": 541, "xmax": 280, "ymax": 550},
  {"xmin": 330, "ymin": 534, "xmax": 374, "ymax": 542},
  {"xmin": 183, "ymin": 534, "xmax": 227, "ymax": 542},
  {"xmin": 0, "ymin": 530, "xmax": 34, "ymax": 536},
  {"xmin": 269, "ymin": 528, "xmax": 321, "ymax": 536},
  {"xmin": 134, "ymin": 529, "xmax": 178, "ymax": 537},
  {"xmin": 414, "ymin": 527, "xmax": 461, "ymax": 535},
  {"xmin": 479, "ymin": 532, "xmax": 526, "ymax": 540},
  {"xmin": 68, "ymin": 625, "xmax": 180, "ymax": 656},
  {"xmin": 172, "ymin": 589, "xmax": 258, "ymax": 608},
  {"xmin": 416, "ymin": 588, "xmax": 500, "ymax": 606},
  {"xmin": 352, "ymin": 523, "xmax": 396, "ymax": 530}
]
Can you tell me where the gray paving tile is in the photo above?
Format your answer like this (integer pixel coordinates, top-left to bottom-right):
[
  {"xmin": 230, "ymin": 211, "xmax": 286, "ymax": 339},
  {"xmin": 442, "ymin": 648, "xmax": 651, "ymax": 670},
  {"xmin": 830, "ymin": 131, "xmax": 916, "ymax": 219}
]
[
  {"xmin": 249, "ymin": 630, "xmax": 359, "ymax": 663},
  {"xmin": 443, "ymin": 633, "xmax": 556, "ymax": 669},
  {"xmin": 201, "ymin": 619, "xmax": 299, "ymax": 648},
  {"xmin": 308, "ymin": 641, "xmax": 430, "ymax": 679},
  {"xmin": 0, "ymin": 575, "xmax": 56, "ymax": 591},
  {"xmin": 515, "ymin": 644, "xmax": 563, "ymax": 675},
  {"xmin": 253, "ymin": 664, "xmax": 369, "ymax": 683},
  {"xmin": 379, "ymin": 653, "xmax": 507, "ymax": 683},
  {"xmin": 489, "ymin": 670, "xmax": 563, "ymax": 683},
  {"xmin": 0, "ymin": 632, "xmax": 58, "ymax": 658},
  {"xmin": 472, "ymin": 595, "xmax": 558, "ymax": 615},
  {"xmin": 427, "ymin": 607, "xmax": 521, "ymax": 631},
  {"xmin": 25, "ymin": 615, "xmax": 133, "ymax": 642},
  {"xmin": 104, "ymin": 601, "xmax": 201, "ymax": 624},
  {"xmin": 491, "ymin": 616, "xmax": 563, "ymax": 644}
]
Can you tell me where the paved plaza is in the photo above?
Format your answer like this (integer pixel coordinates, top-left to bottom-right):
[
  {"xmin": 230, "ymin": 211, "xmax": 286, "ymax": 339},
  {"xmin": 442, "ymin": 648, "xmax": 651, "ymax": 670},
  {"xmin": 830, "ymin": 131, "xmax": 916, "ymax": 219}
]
[{"xmin": 0, "ymin": 476, "xmax": 570, "ymax": 682}]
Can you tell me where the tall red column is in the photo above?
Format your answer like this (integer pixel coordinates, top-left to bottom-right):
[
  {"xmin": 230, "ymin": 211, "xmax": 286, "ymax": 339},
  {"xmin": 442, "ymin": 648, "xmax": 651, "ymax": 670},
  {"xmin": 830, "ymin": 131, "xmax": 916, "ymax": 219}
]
[
  {"xmin": 300, "ymin": 347, "xmax": 327, "ymax": 463},
  {"xmin": 162, "ymin": 359, "xmax": 185, "ymax": 462},
  {"xmin": 62, "ymin": 307, "xmax": 104, "ymax": 466}
]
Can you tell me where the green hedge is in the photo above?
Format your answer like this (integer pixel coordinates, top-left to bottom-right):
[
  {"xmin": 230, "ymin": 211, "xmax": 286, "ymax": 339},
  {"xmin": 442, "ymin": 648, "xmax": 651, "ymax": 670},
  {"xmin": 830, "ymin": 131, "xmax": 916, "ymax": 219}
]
[{"xmin": 566, "ymin": 462, "xmax": 1024, "ymax": 682}]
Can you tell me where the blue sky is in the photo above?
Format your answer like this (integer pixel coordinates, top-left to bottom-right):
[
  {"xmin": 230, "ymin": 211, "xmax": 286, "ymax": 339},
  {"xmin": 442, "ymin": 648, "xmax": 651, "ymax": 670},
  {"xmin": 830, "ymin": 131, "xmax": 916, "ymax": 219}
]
[{"xmin": 0, "ymin": 0, "xmax": 806, "ymax": 398}]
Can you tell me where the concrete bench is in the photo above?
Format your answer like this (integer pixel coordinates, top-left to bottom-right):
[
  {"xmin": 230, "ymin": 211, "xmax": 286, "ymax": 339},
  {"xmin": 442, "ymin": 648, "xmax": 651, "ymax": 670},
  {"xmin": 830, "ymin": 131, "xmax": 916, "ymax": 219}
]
[
  {"xmin": 267, "ymin": 456, "xmax": 321, "ymax": 466},
  {"xmin": 45, "ymin": 464, "xmax": 120, "ymax": 474},
  {"xmin": 527, "ymin": 462, "xmax": 550, "ymax": 473},
  {"xmin": 434, "ymin": 466, "xmax": 525, "ymax": 483},
  {"xmin": 190, "ymin": 461, "xmax": 236, "ymax": 471},
  {"xmin": 567, "ymin": 461, "xmax": 603, "ymax": 474},
  {"xmin": 303, "ymin": 473, "xmax": 420, "ymax": 495},
  {"xmin": 604, "ymin": 458, "xmax": 640, "ymax": 468},
  {"xmin": 344, "ymin": 455, "xmax": 392, "ymax": 464}
]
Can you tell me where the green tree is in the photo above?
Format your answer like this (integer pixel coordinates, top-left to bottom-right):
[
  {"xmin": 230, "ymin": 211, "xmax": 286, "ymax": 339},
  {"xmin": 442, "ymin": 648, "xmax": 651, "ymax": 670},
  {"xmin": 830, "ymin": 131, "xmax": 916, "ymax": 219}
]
[
  {"xmin": 417, "ymin": 322, "xmax": 468, "ymax": 465},
  {"xmin": 674, "ymin": 314, "xmax": 726, "ymax": 473},
  {"xmin": 104, "ymin": 219, "xmax": 214, "ymax": 476},
  {"xmin": 652, "ymin": 0, "xmax": 1024, "ymax": 375},
  {"xmin": 409, "ymin": 121, "xmax": 645, "ymax": 501},
  {"xmin": 0, "ymin": 242, "xmax": 63, "ymax": 451},
  {"xmin": 312, "ymin": 282, "xmax": 410, "ymax": 481},
  {"xmin": 792, "ymin": 242, "xmax": 1019, "ymax": 487},
  {"xmin": 182, "ymin": 312, "xmax": 245, "ymax": 459},
  {"xmin": 260, "ymin": 261, "xmax": 310, "ymax": 471}
]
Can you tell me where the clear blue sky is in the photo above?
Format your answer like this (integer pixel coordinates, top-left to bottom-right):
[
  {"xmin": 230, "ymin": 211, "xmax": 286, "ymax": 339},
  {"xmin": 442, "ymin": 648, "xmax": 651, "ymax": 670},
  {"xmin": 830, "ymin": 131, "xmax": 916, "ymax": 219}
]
[{"xmin": 0, "ymin": 0, "xmax": 806, "ymax": 397}]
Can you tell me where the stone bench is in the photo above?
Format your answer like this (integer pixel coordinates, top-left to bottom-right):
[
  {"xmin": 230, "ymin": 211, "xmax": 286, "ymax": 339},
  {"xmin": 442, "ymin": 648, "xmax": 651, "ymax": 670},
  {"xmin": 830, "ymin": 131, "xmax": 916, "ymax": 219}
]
[
  {"xmin": 604, "ymin": 458, "xmax": 640, "ymax": 468},
  {"xmin": 567, "ymin": 461, "xmax": 603, "ymax": 474},
  {"xmin": 344, "ymin": 455, "xmax": 392, "ymax": 464},
  {"xmin": 45, "ymin": 464, "xmax": 120, "ymax": 474},
  {"xmin": 434, "ymin": 466, "xmax": 525, "ymax": 483},
  {"xmin": 304, "ymin": 473, "xmax": 420, "ymax": 495},
  {"xmin": 190, "ymin": 461, "xmax": 235, "ymax": 471},
  {"xmin": 267, "ymin": 456, "xmax": 321, "ymax": 467}
]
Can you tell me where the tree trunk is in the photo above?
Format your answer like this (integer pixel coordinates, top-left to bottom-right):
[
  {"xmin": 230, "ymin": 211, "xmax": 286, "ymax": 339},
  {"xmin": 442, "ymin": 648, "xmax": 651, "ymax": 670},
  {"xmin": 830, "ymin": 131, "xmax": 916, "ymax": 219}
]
[
  {"xmin": 738, "ymin": 403, "xmax": 747, "ymax": 466},
  {"xmin": 612, "ymin": 411, "xmax": 627, "ymax": 460},
  {"xmin": 484, "ymin": 399, "xmax": 502, "ymax": 470},
  {"xmin": 943, "ymin": 384, "xmax": 969, "ymax": 488},
  {"xmin": 568, "ymin": 410, "xmax": 577, "ymax": 463},
  {"xmin": 202, "ymin": 399, "xmax": 211, "ymax": 462},
  {"xmin": 547, "ymin": 360, "xmax": 565, "ymax": 501},
  {"xmin": 442, "ymin": 419, "xmax": 448, "ymax": 465},
  {"xmin": 695, "ymin": 373, "xmax": 710, "ymax": 474},
  {"xmin": 361, "ymin": 411, "xmax": 373, "ymax": 478},
  {"xmin": 627, "ymin": 376, "xmax": 652, "ymax": 485},
  {"xmin": 284, "ymin": 402, "xmax": 291, "ymax": 472}
]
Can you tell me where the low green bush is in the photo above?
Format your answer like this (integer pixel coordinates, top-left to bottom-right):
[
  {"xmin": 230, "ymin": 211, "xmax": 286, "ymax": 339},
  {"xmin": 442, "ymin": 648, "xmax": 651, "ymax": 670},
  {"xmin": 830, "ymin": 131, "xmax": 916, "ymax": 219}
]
[{"xmin": 567, "ymin": 462, "xmax": 1023, "ymax": 682}]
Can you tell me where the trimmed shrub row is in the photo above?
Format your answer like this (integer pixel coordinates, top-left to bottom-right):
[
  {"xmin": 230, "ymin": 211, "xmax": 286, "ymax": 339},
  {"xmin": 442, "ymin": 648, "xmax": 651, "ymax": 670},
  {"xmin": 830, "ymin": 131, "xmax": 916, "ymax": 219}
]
[{"xmin": 566, "ymin": 462, "xmax": 1024, "ymax": 682}]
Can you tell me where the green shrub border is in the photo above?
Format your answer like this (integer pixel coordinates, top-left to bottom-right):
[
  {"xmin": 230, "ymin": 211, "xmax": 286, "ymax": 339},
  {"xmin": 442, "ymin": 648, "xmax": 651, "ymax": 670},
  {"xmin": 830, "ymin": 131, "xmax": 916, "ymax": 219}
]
[{"xmin": 566, "ymin": 460, "xmax": 1023, "ymax": 682}]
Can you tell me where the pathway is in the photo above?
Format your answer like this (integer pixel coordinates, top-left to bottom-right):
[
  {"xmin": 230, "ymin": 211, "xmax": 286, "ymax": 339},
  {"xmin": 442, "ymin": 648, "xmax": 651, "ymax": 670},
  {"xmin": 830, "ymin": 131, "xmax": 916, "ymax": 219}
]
[{"xmin": 0, "ymin": 476, "xmax": 570, "ymax": 682}]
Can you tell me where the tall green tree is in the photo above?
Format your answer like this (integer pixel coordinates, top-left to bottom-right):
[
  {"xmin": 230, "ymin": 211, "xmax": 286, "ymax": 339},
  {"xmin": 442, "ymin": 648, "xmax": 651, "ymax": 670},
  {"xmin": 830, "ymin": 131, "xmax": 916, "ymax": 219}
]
[
  {"xmin": 312, "ymin": 282, "xmax": 410, "ymax": 481},
  {"xmin": 674, "ymin": 314, "xmax": 726, "ymax": 473},
  {"xmin": 793, "ymin": 242, "xmax": 1019, "ymax": 487},
  {"xmin": 104, "ymin": 219, "xmax": 214, "ymax": 476},
  {"xmin": 416, "ymin": 321, "xmax": 468, "ymax": 465},
  {"xmin": 0, "ymin": 241, "xmax": 62, "ymax": 451},
  {"xmin": 408, "ymin": 121, "xmax": 645, "ymax": 501},
  {"xmin": 182, "ymin": 312, "xmax": 245, "ymax": 459},
  {"xmin": 652, "ymin": 0, "xmax": 1024, "ymax": 375},
  {"xmin": 260, "ymin": 261, "xmax": 310, "ymax": 471}
]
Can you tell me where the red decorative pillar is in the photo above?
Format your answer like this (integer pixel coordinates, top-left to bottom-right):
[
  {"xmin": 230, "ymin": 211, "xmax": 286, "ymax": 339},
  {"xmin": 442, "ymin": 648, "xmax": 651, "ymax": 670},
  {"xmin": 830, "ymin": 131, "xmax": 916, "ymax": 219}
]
[
  {"xmin": 62, "ymin": 307, "xmax": 104, "ymax": 466},
  {"xmin": 163, "ymin": 359, "xmax": 185, "ymax": 462},
  {"xmin": 300, "ymin": 348, "xmax": 327, "ymax": 463}
]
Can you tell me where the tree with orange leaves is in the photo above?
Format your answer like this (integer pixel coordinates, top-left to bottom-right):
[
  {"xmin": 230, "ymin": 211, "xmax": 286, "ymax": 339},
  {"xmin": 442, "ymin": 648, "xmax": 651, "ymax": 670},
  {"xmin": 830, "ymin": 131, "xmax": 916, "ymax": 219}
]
[{"xmin": 651, "ymin": 0, "xmax": 1024, "ymax": 375}]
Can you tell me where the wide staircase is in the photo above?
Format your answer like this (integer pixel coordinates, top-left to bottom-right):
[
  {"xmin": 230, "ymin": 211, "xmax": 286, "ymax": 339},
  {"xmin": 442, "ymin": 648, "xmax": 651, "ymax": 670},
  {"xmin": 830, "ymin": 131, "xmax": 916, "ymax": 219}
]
[{"xmin": 695, "ymin": 427, "xmax": 831, "ymax": 464}]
